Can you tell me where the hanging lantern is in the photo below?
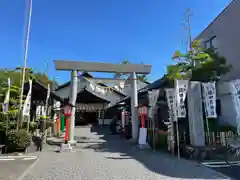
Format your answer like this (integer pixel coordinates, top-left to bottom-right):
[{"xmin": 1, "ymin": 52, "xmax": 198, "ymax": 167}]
[{"xmin": 64, "ymin": 104, "xmax": 72, "ymax": 117}]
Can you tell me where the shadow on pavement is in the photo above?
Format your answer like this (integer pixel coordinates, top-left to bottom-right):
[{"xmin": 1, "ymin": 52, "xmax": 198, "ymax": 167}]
[
  {"xmin": 82, "ymin": 126, "xmax": 227, "ymax": 179},
  {"xmin": 0, "ymin": 159, "xmax": 36, "ymax": 180}
]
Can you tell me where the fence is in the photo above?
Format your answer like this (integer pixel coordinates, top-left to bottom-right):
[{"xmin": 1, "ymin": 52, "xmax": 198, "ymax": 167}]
[
  {"xmin": 205, "ymin": 131, "xmax": 234, "ymax": 147},
  {"xmin": 164, "ymin": 131, "xmax": 235, "ymax": 150}
]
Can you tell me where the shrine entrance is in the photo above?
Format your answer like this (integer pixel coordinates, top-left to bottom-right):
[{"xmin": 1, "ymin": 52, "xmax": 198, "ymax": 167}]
[
  {"xmin": 54, "ymin": 60, "xmax": 152, "ymax": 143},
  {"xmin": 75, "ymin": 111, "xmax": 97, "ymax": 126}
]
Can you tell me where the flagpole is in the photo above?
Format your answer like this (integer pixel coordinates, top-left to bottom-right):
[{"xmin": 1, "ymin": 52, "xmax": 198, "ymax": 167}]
[{"xmin": 18, "ymin": 0, "xmax": 33, "ymax": 129}]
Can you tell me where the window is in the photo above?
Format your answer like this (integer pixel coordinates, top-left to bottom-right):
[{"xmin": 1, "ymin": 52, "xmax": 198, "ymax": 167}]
[{"xmin": 204, "ymin": 36, "xmax": 217, "ymax": 49}]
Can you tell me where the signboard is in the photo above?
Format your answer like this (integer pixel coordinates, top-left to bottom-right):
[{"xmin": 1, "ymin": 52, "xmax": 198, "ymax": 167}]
[
  {"xmin": 202, "ymin": 82, "xmax": 217, "ymax": 118},
  {"xmin": 75, "ymin": 103, "xmax": 105, "ymax": 112},
  {"xmin": 175, "ymin": 80, "xmax": 188, "ymax": 118}
]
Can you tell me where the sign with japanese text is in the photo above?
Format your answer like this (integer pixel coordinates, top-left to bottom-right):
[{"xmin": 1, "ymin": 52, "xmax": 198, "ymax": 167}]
[
  {"xmin": 202, "ymin": 82, "xmax": 217, "ymax": 118},
  {"xmin": 165, "ymin": 88, "xmax": 176, "ymax": 122},
  {"xmin": 175, "ymin": 80, "xmax": 188, "ymax": 118}
]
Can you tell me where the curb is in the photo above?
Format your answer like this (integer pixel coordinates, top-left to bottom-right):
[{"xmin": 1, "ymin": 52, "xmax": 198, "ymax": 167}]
[
  {"xmin": 201, "ymin": 161, "xmax": 240, "ymax": 168},
  {"xmin": 0, "ymin": 155, "xmax": 38, "ymax": 161},
  {"xmin": 17, "ymin": 158, "xmax": 39, "ymax": 180}
]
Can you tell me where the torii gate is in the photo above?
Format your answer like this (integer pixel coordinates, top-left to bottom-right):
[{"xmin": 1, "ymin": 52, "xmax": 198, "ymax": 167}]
[{"xmin": 54, "ymin": 60, "xmax": 152, "ymax": 143}]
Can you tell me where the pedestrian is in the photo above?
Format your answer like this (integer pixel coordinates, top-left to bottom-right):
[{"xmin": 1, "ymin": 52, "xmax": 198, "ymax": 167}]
[{"xmin": 36, "ymin": 132, "xmax": 44, "ymax": 152}]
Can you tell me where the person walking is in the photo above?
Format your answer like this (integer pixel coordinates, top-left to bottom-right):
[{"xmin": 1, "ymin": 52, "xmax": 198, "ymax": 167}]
[{"xmin": 36, "ymin": 132, "xmax": 44, "ymax": 152}]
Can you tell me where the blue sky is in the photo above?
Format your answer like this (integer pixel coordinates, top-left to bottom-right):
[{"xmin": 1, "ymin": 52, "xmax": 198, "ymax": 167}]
[{"xmin": 0, "ymin": 0, "xmax": 231, "ymax": 84}]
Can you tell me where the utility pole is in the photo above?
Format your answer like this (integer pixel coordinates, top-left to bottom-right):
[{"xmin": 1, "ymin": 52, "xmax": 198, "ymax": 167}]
[
  {"xmin": 184, "ymin": 8, "xmax": 193, "ymax": 50},
  {"xmin": 46, "ymin": 60, "xmax": 50, "ymax": 77},
  {"xmin": 18, "ymin": 0, "xmax": 33, "ymax": 129}
]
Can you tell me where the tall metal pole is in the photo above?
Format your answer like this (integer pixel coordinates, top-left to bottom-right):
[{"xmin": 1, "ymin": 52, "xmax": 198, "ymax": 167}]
[{"xmin": 18, "ymin": 0, "xmax": 33, "ymax": 129}]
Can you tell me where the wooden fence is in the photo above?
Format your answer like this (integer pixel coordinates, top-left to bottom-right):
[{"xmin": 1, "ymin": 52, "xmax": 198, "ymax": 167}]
[{"xmin": 205, "ymin": 131, "xmax": 234, "ymax": 147}]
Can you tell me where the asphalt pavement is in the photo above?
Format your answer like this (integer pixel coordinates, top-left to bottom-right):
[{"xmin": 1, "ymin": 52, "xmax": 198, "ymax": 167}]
[
  {"xmin": 0, "ymin": 159, "xmax": 37, "ymax": 180},
  {"xmin": 202, "ymin": 161, "xmax": 240, "ymax": 180},
  {"xmin": 20, "ymin": 126, "xmax": 230, "ymax": 180}
]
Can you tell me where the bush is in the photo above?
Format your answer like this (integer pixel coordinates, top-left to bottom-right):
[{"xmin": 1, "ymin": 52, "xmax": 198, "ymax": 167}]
[
  {"xmin": 22, "ymin": 121, "xmax": 37, "ymax": 133},
  {"xmin": 6, "ymin": 129, "xmax": 31, "ymax": 151}
]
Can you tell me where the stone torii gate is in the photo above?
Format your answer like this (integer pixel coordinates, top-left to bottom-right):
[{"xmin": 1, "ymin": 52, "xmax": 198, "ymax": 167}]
[{"xmin": 54, "ymin": 60, "xmax": 152, "ymax": 143}]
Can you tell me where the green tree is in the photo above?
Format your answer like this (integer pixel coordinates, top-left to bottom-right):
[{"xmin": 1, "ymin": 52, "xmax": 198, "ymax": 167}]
[
  {"xmin": 0, "ymin": 68, "xmax": 58, "ymax": 130},
  {"xmin": 166, "ymin": 40, "xmax": 232, "ymax": 82},
  {"xmin": 115, "ymin": 60, "xmax": 148, "ymax": 82}
]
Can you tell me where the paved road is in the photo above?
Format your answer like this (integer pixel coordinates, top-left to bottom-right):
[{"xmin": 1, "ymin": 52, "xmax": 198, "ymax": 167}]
[
  {"xmin": 22, "ymin": 126, "xmax": 230, "ymax": 180},
  {"xmin": 0, "ymin": 159, "xmax": 36, "ymax": 180},
  {"xmin": 202, "ymin": 161, "xmax": 240, "ymax": 180}
]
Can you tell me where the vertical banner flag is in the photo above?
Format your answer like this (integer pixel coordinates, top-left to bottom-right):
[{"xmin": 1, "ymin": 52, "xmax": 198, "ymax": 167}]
[
  {"xmin": 165, "ymin": 88, "xmax": 176, "ymax": 122},
  {"xmin": 175, "ymin": 80, "xmax": 188, "ymax": 118},
  {"xmin": 45, "ymin": 83, "xmax": 50, "ymax": 116},
  {"xmin": 23, "ymin": 79, "xmax": 32, "ymax": 116},
  {"xmin": 2, "ymin": 78, "xmax": 11, "ymax": 114},
  {"xmin": 202, "ymin": 82, "xmax": 217, "ymax": 118},
  {"xmin": 165, "ymin": 88, "xmax": 176, "ymax": 152},
  {"xmin": 148, "ymin": 90, "xmax": 160, "ymax": 118},
  {"xmin": 230, "ymin": 79, "xmax": 240, "ymax": 116},
  {"xmin": 36, "ymin": 106, "xmax": 41, "ymax": 120}
]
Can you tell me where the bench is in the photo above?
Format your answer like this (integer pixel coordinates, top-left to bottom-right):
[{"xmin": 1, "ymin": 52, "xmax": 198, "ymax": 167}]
[{"xmin": 0, "ymin": 145, "xmax": 5, "ymax": 154}]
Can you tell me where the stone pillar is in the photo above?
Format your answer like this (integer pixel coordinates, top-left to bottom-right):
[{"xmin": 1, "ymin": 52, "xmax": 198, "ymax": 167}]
[
  {"xmin": 187, "ymin": 81, "xmax": 205, "ymax": 146},
  {"xmin": 69, "ymin": 70, "xmax": 78, "ymax": 144},
  {"xmin": 131, "ymin": 72, "xmax": 138, "ymax": 142}
]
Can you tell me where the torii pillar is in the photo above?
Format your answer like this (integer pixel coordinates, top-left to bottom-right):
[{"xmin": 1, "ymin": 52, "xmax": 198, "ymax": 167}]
[
  {"xmin": 69, "ymin": 70, "xmax": 78, "ymax": 144},
  {"xmin": 131, "ymin": 72, "xmax": 138, "ymax": 141}
]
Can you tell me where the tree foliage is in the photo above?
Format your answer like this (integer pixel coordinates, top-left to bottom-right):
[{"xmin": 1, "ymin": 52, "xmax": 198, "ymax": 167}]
[
  {"xmin": 166, "ymin": 40, "xmax": 232, "ymax": 82},
  {"xmin": 115, "ymin": 59, "xmax": 148, "ymax": 82},
  {"xmin": 0, "ymin": 68, "xmax": 57, "ymax": 130}
]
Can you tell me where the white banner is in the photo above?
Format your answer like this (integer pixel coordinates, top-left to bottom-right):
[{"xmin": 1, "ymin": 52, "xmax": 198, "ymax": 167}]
[
  {"xmin": 46, "ymin": 84, "xmax": 50, "ymax": 104},
  {"xmin": 45, "ymin": 83, "xmax": 51, "ymax": 116},
  {"xmin": 230, "ymin": 79, "xmax": 240, "ymax": 117},
  {"xmin": 36, "ymin": 106, "xmax": 41, "ymax": 120},
  {"xmin": 2, "ymin": 78, "xmax": 11, "ymax": 114},
  {"xmin": 202, "ymin": 82, "xmax": 217, "ymax": 118},
  {"xmin": 148, "ymin": 90, "xmax": 160, "ymax": 118},
  {"xmin": 23, "ymin": 79, "xmax": 32, "ymax": 116},
  {"xmin": 175, "ymin": 80, "xmax": 188, "ymax": 118},
  {"xmin": 165, "ymin": 88, "xmax": 176, "ymax": 152},
  {"xmin": 41, "ymin": 106, "xmax": 46, "ymax": 116},
  {"xmin": 165, "ymin": 88, "xmax": 176, "ymax": 122}
]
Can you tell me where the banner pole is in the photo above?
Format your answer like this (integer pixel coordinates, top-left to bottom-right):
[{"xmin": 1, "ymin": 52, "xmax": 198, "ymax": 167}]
[{"xmin": 176, "ymin": 120, "xmax": 180, "ymax": 159}]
